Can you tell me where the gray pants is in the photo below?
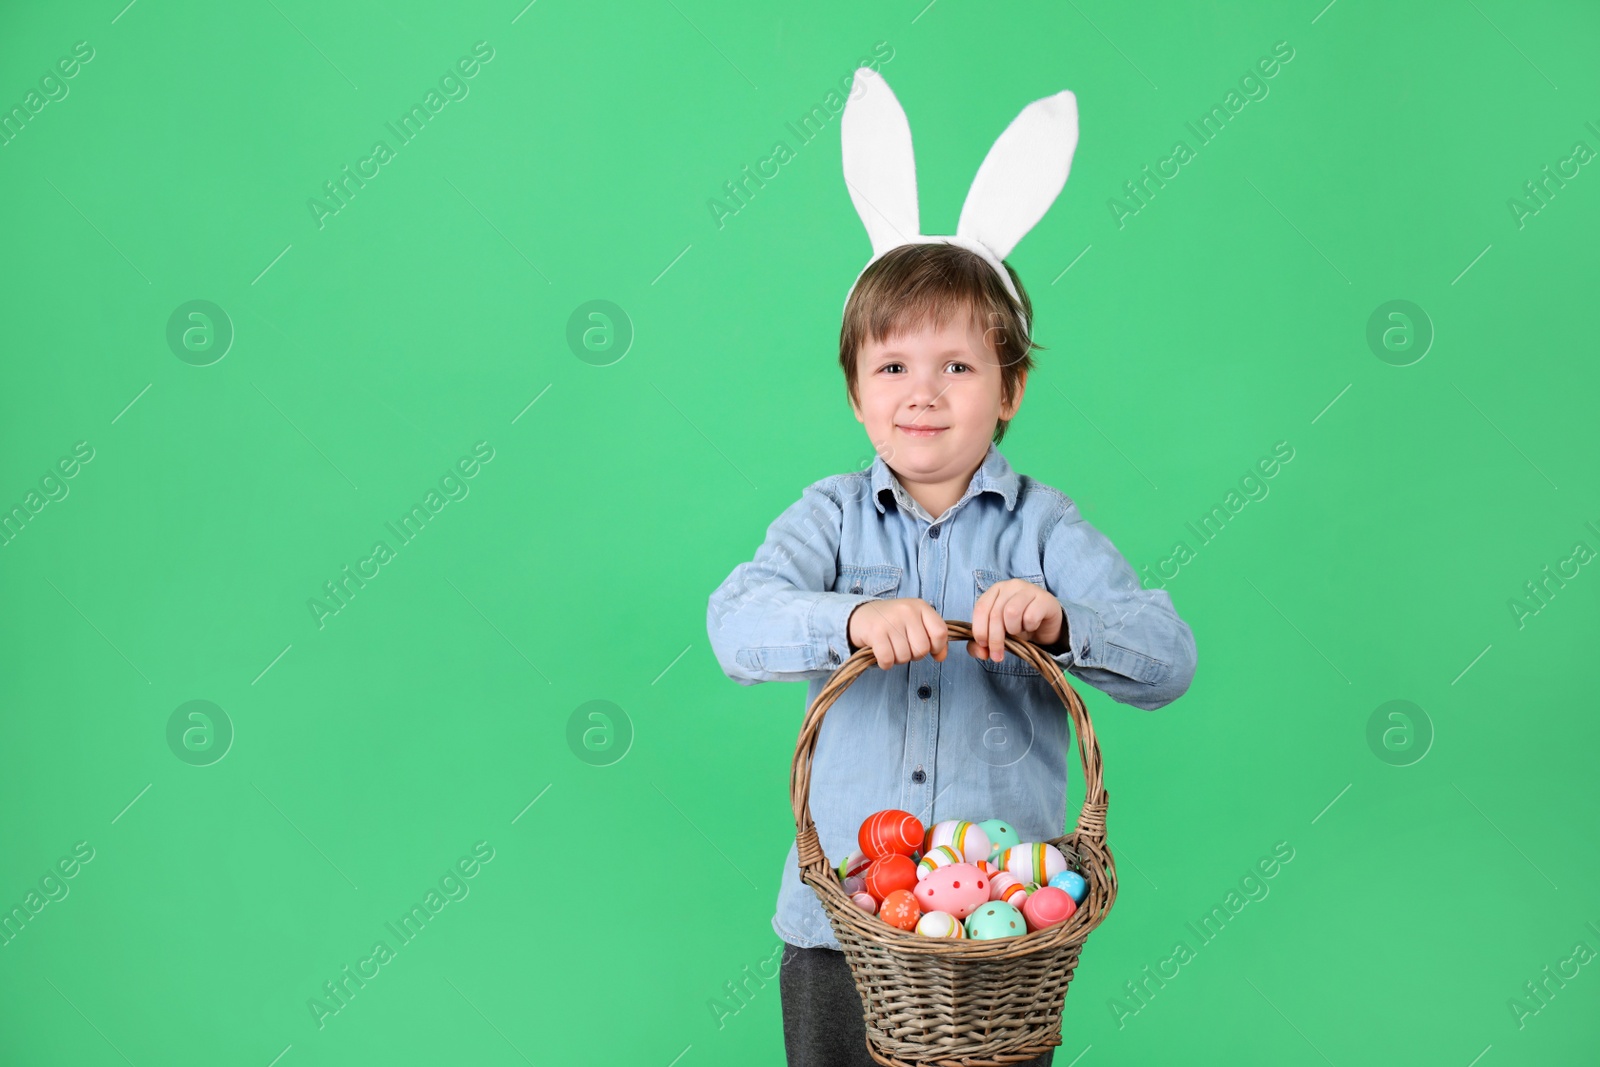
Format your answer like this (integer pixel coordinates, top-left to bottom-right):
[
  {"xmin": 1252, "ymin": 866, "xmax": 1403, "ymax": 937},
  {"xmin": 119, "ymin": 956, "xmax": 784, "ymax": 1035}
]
[{"xmin": 779, "ymin": 944, "xmax": 1056, "ymax": 1066}]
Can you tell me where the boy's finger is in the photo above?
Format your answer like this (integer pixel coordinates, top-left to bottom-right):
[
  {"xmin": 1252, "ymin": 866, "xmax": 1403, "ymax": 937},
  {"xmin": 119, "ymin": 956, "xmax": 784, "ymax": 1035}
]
[
  {"xmin": 969, "ymin": 595, "xmax": 990, "ymax": 655},
  {"xmin": 886, "ymin": 628, "xmax": 911, "ymax": 667},
  {"xmin": 979, "ymin": 590, "xmax": 1006, "ymax": 661},
  {"xmin": 923, "ymin": 606, "xmax": 949, "ymax": 659},
  {"xmin": 985, "ymin": 591, "xmax": 1011, "ymax": 659},
  {"xmin": 1003, "ymin": 592, "xmax": 1032, "ymax": 639}
]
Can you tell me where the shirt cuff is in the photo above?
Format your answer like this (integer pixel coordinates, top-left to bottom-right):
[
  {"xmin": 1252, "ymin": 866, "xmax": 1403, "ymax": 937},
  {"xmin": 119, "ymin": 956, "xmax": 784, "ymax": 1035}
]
[
  {"xmin": 1049, "ymin": 596, "xmax": 1104, "ymax": 670},
  {"xmin": 810, "ymin": 592, "xmax": 878, "ymax": 668}
]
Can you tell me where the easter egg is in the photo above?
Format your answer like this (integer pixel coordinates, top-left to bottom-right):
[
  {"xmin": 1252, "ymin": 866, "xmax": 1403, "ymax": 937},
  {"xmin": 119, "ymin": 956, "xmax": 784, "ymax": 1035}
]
[
  {"xmin": 1048, "ymin": 870, "xmax": 1088, "ymax": 904},
  {"xmin": 1022, "ymin": 886, "xmax": 1077, "ymax": 932},
  {"xmin": 843, "ymin": 875, "xmax": 866, "ymax": 895},
  {"xmin": 836, "ymin": 849, "xmax": 872, "ymax": 882},
  {"xmin": 879, "ymin": 889, "xmax": 921, "ymax": 931},
  {"xmin": 851, "ymin": 892, "xmax": 878, "ymax": 914},
  {"xmin": 860, "ymin": 810, "xmax": 924, "ymax": 860},
  {"xmin": 863, "ymin": 854, "xmax": 918, "ymax": 901},
  {"xmin": 978, "ymin": 818, "xmax": 1022, "ymax": 861},
  {"xmin": 965, "ymin": 900, "xmax": 1026, "ymax": 940},
  {"xmin": 915, "ymin": 910, "xmax": 966, "ymax": 938},
  {"xmin": 988, "ymin": 872, "xmax": 1029, "ymax": 907},
  {"xmin": 975, "ymin": 859, "xmax": 1001, "ymax": 880},
  {"xmin": 924, "ymin": 820, "xmax": 992, "ymax": 866},
  {"xmin": 913, "ymin": 862, "xmax": 989, "ymax": 920},
  {"xmin": 999, "ymin": 843, "xmax": 1067, "ymax": 886},
  {"xmin": 916, "ymin": 845, "xmax": 963, "ymax": 881}
]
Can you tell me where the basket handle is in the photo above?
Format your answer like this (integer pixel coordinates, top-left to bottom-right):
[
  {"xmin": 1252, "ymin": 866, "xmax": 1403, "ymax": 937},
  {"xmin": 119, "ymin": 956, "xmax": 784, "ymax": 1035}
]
[{"xmin": 791, "ymin": 619, "xmax": 1109, "ymax": 879}]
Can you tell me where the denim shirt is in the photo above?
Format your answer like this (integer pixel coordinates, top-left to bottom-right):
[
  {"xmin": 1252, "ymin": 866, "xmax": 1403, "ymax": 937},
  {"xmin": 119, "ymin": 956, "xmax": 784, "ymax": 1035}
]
[{"xmin": 705, "ymin": 443, "xmax": 1197, "ymax": 949}]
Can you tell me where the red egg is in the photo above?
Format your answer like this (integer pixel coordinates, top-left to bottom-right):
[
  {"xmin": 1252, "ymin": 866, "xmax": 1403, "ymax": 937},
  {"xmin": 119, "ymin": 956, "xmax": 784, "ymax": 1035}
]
[
  {"xmin": 863, "ymin": 854, "xmax": 918, "ymax": 901},
  {"xmin": 859, "ymin": 809, "xmax": 924, "ymax": 860},
  {"xmin": 878, "ymin": 889, "xmax": 922, "ymax": 931},
  {"xmin": 1021, "ymin": 886, "xmax": 1077, "ymax": 932}
]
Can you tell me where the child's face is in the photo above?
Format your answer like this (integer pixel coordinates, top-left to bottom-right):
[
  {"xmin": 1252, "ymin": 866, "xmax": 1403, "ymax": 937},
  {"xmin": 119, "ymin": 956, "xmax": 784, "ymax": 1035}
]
[{"xmin": 850, "ymin": 311, "xmax": 1024, "ymax": 482}]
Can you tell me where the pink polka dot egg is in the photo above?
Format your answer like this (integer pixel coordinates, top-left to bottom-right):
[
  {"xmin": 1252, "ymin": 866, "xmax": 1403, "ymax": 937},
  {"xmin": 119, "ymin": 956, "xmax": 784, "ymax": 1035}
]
[{"xmin": 913, "ymin": 862, "xmax": 989, "ymax": 920}]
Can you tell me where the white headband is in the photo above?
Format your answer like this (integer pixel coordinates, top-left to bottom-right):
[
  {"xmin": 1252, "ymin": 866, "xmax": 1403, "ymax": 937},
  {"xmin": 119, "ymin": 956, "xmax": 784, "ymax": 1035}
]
[{"xmin": 840, "ymin": 68, "xmax": 1080, "ymax": 337}]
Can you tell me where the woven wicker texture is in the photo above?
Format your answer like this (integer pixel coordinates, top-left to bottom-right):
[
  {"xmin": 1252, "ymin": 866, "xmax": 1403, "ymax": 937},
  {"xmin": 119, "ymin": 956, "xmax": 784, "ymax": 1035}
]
[{"xmin": 790, "ymin": 620, "xmax": 1118, "ymax": 1066}]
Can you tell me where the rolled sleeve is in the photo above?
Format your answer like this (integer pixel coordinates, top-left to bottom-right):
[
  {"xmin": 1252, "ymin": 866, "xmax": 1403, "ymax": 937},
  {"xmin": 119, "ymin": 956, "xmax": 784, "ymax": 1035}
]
[
  {"xmin": 1041, "ymin": 499, "xmax": 1197, "ymax": 709},
  {"xmin": 707, "ymin": 482, "xmax": 867, "ymax": 685}
]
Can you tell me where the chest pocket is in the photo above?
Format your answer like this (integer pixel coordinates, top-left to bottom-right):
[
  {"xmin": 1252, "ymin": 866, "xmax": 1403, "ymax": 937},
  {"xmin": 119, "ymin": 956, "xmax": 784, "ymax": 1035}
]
[
  {"xmin": 837, "ymin": 563, "xmax": 902, "ymax": 599},
  {"xmin": 973, "ymin": 568, "xmax": 1048, "ymax": 676}
]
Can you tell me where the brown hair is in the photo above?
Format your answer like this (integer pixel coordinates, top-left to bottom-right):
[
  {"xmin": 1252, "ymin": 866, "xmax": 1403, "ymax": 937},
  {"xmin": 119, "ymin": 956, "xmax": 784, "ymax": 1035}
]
[{"xmin": 839, "ymin": 242, "xmax": 1042, "ymax": 445}]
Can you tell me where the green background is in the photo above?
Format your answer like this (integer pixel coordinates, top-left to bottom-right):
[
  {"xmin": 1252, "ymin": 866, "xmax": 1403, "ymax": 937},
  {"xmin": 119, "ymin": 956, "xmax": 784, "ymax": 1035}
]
[{"xmin": 2, "ymin": 0, "xmax": 1597, "ymax": 1064}]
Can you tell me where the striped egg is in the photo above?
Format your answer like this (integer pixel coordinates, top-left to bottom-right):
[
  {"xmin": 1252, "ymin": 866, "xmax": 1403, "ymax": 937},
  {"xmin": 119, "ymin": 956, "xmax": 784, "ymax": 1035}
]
[
  {"xmin": 915, "ymin": 910, "xmax": 967, "ymax": 938},
  {"xmin": 836, "ymin": 849, "xmax": 872, "ymax": 882},
  {"xmin": 850, "ymin": 891, "xmax": 878, "ymax": 914},
  {"xmin": 843, "ymin": 875, "xmax": 866, "ymax": 896},
  {"xmin": 924, "ymin": 820, "xmax": 992, "ymax": 866},
  {"xmin": 916, "ymin": 845, "xmax": 963, "ymax": 881},
  {"xmin": 975, "ymin": 859, "xmax": 1001, "ymax": 880},
  {"xmin": 989, "ymin": 872, "xmax": 1029, "ymax": 906},
  {"xmin": 999, "ymin": 843, "xmax": 1068, "ymax": 886},
  {"xmin": 859, "ymin": 810, "xmax": 924, "ymax": 860}
]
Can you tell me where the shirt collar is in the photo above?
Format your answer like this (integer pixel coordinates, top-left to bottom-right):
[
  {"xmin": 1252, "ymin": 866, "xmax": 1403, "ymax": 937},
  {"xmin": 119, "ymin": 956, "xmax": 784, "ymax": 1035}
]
[{"xmin": 870, "ymin": 442, "xmax": 1021, "ymax": 517}]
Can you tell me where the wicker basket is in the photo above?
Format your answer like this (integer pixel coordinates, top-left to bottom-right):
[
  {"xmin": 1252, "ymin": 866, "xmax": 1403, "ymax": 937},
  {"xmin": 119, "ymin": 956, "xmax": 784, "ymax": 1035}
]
[{"xmin": 790, "ymin": 619, "xmax": 1118, "ymax": 1066}]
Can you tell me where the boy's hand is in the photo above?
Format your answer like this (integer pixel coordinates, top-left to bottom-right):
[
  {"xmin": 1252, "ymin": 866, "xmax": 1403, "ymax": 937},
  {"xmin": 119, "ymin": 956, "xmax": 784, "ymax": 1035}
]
[
  {"xmin": 969, "ymin": 579, "xmax": 1066, "ymax": 663},
  {"xmin": 846, "ymin": 598, "xmax": 949, "ymax": 670}
]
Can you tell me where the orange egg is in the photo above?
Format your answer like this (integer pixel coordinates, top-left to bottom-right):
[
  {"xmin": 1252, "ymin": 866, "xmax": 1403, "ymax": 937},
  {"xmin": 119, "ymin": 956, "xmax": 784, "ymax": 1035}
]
[{"xmin": 878, "ymin": 889, "xmax": 921, "ymax": 931}]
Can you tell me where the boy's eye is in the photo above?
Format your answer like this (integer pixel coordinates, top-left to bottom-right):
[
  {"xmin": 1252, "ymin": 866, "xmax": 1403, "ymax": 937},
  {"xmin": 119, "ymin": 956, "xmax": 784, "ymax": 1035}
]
[{"xmin": 878, "ymin": 362, "xmax": 973, "ymax": 374}]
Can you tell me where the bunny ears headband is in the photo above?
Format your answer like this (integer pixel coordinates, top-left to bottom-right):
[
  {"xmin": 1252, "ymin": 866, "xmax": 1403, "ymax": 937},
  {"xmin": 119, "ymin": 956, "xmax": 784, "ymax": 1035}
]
[{"xmin": 840, "ymin": 68, "xmax": 1080, "ymax": 335}]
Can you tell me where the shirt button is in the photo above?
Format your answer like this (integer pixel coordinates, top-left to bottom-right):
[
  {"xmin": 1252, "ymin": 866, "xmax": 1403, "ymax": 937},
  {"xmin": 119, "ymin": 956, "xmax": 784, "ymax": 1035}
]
[
  {"xmin": 911, "ymin": 769, "xmax": 926, "ymax": 784},
  {"xmin": 917, "ymin": 684, "xmax": 931, "ymax": 700},
  {"xmin": 829, "ymin": 649, "xmax": 841, "ymax": 664},
  {"xmin": 929, "ymin": 525, "xmax": 941, "ymax": 539}
]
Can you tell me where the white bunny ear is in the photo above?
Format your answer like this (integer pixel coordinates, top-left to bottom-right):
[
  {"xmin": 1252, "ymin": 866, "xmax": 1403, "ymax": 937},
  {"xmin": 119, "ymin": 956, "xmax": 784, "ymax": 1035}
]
[
  {"xmin": 957, "ymin": 90, "xmax": 1079, "ymax": 260},
  {"xmin": 840, "ymin": 67, "xmax": 921, "ymax": 256}
]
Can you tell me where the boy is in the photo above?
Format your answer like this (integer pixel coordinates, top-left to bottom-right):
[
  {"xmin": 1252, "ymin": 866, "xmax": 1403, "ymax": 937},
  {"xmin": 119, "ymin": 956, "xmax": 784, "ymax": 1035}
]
[{"xmin": 705, "ymin": 241, "xmax": 1198, "ymax": 1066}]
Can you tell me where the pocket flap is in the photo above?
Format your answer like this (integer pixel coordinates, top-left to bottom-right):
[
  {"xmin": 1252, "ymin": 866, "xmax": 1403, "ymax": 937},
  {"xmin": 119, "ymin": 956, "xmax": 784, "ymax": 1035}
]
[
  {"xmin": 839, "ymin": 563, "xmax": 902, "ymax": 598},
  {"xmin": 974, "ymin": 568, "xmax": 1046, "ymax": 595}
]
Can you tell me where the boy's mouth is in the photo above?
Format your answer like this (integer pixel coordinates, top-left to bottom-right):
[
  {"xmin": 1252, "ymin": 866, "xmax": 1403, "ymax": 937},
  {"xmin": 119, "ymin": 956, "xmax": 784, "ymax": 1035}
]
[{"xmin": 897, "ymin": 424, "xmax": 947, "ymax": 438}]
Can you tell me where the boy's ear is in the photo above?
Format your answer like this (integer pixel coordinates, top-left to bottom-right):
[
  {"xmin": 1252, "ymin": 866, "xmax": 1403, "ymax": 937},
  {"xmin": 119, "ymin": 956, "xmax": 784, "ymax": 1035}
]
[{"xmin": 1003, "ymin": 371, "xmax": 1028, "ymax": 419}]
